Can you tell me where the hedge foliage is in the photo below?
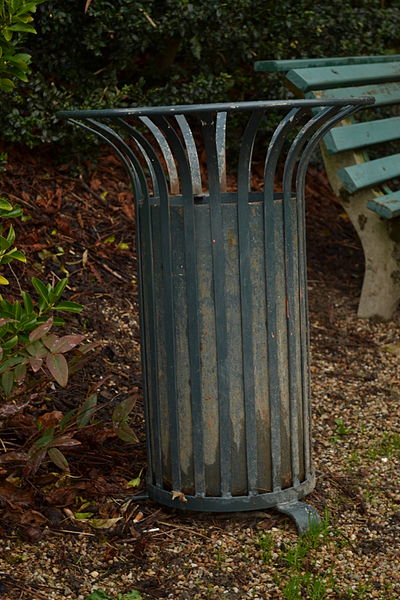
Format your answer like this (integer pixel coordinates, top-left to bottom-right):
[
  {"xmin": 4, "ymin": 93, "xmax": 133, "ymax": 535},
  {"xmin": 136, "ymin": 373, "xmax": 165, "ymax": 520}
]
[{"xmin": 1, "ymin": 0, "xmax": 400, "ymax": 148}]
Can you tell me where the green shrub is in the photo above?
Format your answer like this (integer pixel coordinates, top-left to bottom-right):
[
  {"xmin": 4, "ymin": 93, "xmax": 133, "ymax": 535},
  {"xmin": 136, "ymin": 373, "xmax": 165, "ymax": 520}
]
[
  {"xmin": 0, "ymin": 0, "xmax": 399, "ymax": 149},
  {"xmin": 0, "ymin": 0, "xmax": 46, "ymax": 91}
]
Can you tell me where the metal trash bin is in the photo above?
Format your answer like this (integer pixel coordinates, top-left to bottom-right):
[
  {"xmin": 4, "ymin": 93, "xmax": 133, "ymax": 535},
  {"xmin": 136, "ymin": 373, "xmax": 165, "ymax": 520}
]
[{"xmin": 59, "ymin": 99, "xmax": 372, "ymax": 532}]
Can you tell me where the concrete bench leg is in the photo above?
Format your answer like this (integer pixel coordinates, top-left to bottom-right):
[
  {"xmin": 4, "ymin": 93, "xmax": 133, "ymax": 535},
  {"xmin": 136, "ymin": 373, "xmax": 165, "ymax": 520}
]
[
  {"xmin": 348, "ymin": 192, "xmax": 400, "ymax": 320},
  {"xmin": 322, "ymin": 148, "xmax": 400, "ymax": 320}
]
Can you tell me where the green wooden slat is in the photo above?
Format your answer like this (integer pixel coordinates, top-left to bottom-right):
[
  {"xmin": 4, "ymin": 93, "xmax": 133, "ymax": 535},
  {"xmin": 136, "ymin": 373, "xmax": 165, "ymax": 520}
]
[
  {"xmin": 338, "ymin": 153, "xmax": 400, "ymax": 193},
  {"xmin": 306, "ymin": 82, "xmax": 400, "ymax": 107},
  {"xmin": 368, "ymin": 192, "xmax": 400, "ymax": 219},
  {"xmin": 324, "ymin": 117, "xmax": 400, "ymax": 154},
  {"xmin": 254, "ymin": 55, "xmax": 400, "ymax": 73},
  {"xmin": 287, "ymin": 62, "xmax": 400, "ymax": 92}
]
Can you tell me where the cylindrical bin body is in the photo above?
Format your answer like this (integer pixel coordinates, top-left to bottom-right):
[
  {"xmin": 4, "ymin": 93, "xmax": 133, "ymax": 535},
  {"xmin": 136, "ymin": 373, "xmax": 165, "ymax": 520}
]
[
  {"xmin": 59, "ymin": 100, "xmax": 373, "ymax": 513},
  {"xmin": 140, "ymin": 190, "xmax": 311, "ymax": 510}
]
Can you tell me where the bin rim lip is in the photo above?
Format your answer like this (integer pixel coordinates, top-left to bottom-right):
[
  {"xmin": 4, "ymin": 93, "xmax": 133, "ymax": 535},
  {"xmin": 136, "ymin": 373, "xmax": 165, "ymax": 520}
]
[{"xmin": 57, "ymin": 97, "xmax": 374, "ymax": 120}]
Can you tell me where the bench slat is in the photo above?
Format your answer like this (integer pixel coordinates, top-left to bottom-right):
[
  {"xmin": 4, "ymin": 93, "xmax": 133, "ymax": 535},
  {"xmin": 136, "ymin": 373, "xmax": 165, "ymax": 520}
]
[
  {"xmin": 368, "ymin": 192, "xmax": 400, "ymax": 219},
  {"xmin": 254, "ymin": 54, "xmax": 400, "ymax": 72},
  {"xmin": 338, "ymin": 153, "xmax": 400, "ymax": 193},
  {"xmin": 324, "ymin": 117, "xmax": 400, "ymax": 154},
  {"xmin": 306, "ymin": 83, "xmax": 400, "ymax": 107},
  {"xmin": 288, "ymin": 62, "xmax": 400, "ymax": 92}
]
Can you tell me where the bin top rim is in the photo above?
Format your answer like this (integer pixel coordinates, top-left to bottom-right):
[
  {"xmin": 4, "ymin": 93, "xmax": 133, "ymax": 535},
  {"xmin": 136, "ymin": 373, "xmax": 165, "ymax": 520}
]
[{"xmin": 57, "ymin": 98, "xmax": 374, "ymax": 120}]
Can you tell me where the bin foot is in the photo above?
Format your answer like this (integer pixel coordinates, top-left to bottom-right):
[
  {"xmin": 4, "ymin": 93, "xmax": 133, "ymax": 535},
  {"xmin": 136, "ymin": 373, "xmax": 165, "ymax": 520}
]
[{"xmin": 276, "ymin": 500, "xmax": 321, "ymax": 534}]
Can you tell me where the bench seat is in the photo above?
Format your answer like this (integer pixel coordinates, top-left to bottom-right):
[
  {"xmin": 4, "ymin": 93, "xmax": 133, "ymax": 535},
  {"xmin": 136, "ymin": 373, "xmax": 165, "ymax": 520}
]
[{"xmin": 255, "ymin": 55, "xmax": 400, "ymax": 320}]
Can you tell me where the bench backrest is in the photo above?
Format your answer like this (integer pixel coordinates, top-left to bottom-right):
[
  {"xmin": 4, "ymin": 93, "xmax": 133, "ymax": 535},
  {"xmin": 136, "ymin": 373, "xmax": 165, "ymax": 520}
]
[{"xmin": 255, "ymin": 56, "xmax": 400, "ymax": 217}]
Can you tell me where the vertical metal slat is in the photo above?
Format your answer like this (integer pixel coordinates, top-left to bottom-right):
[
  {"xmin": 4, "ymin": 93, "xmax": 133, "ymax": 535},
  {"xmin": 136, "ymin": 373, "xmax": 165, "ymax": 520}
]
[
  {"xmin": 263, "ymin": 108, "xmax": 307, "ymax": 491},
  {"xmin": 153, "ymin": 114, "xmax": 206, "ymax": 497},
  {"xmin": 237, "ymin": 108, "xmax": 265, "ymax": 493},
  {"xmin": 202, "ymin": 113, "xmax": 231, "ymax": 497}
]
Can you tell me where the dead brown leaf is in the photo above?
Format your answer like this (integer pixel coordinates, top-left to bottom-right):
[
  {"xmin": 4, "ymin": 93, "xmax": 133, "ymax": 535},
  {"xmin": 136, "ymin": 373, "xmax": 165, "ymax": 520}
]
[
  {"xmin": 171, "ymin": 490, "xmax": 188, "ymax": 503},
  {"xmin": 0, "ymin": 482, "xmax": 34, "ymax": 507}
]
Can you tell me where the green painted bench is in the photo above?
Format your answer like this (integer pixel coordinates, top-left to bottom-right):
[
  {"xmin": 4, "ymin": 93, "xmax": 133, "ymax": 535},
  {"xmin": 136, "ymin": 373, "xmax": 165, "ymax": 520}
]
[{"xmin": 255, "ymin": 55, "xmax": 400, "ymax": 320}]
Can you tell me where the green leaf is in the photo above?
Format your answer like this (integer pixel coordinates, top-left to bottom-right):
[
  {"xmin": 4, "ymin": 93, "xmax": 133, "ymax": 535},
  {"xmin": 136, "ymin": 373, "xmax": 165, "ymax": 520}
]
[
  {"xmin": 3, "ymin": 335, "xmax": 18, "ymax": 350},
  {"xmin": 0, "ymin": 206, "xmax": 23, "ymax": 218},
  {"xmin": 117, "ymin": 242, "xmax": 130, "ymax": 250},
  {"xmin": 6, "ymin": 23, "xmax": 37, "ymax": 34},
  {"xmin": 126, "ymin": 468, "xmax": 143, "ymax": 488},
  {"xmin": 46, "ymin": 352, "xmax": 68, "ymax": 387},
  {"xmin": 6, "ymin": 225, "xmax": 15, "ymax": 246},
  {"xmin": 0, "ymin": 275, "xmax": 9, "ymax": 285},
  {"xmin": 112, "ymin": 396, "xmax": 137, "ymax": 424},
  {"xmin": 115, "ymin": 422, "xmax": 139, "ymax": 444},
  {"xmin": 26, "ymin": 340, "xmax": 47, "ymax": 358},
  {"xmin": 0, "ymin": 356, "xmax": 25, "ymax": 374},
  {"xmin": 4, "ymin": 248, "xmax": 26, "ymax": 263},
  {"xmin": 35, "ymin": 426, "xmax": 55, "ymax": 448},
  {"xmin": 77, "ymin": 393, "xmax": 97, "ymax": 427},
  {"xmin": 31, "ymin": 277, "xmax": 51, "ymax": 305},
  {"xmin": 51, "ymin": 278, "xmax": 69, "ymax": 302},
  {"xmin": 52, "ymin": 301, "xmax": 83, "ymax": 313},
  {"xmin": 48, "ymin": 447, "xmax": 69, "ymax": 471},
  {"xmin": 0, "ymin": 235, "xmax": 12, "ymax": 252},
  {"xmin": 84, "ymin": 591, "xmax": 110, "ymax": 600},
  {"xmin": 1, "ymin": 371, "xmax": 14, "ymax": 395},
  {"xmin": 0, "ymin": 78, "xmax": 14, "ymax": 92},
  {"xmin": 18, "ymin": 315, "xmax": 38, "ymax": 330},
  {"xmin": 74, "ymin": 512, "xmax": 94, "ymax": 519},
  {"xmin": 8, "ymin": 52, "xmax": 31, "ymax": 65},
  {"xmin": 0, "ymin": 198, "xmax": 13, "ymax": 211},
  {"xmin": 59, "ymin": 408, "xmax": 77, "ymax": 431},
  {"xmin": 14, "ymin": 3, "xmax": 42, "ymax": 17},
  {"xmin": 3, "ymin": 30, "xmax": 13, "ymax": 42},
  {"xmin": 21, "ymin": 291, "xmax": 34, "ymax": 314}
]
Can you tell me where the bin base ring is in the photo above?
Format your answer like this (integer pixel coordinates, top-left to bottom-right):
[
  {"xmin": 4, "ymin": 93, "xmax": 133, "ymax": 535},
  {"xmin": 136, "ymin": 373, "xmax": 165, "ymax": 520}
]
[{"xmin": 147, "ymin": 472, "xmax": 318, "ymax": 531}]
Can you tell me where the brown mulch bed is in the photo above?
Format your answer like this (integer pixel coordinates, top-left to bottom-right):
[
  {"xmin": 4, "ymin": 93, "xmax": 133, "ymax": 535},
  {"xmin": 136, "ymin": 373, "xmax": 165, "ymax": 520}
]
[{"xmin": 0, "ymin": 145, "xmax": 399, "ymax": 600}]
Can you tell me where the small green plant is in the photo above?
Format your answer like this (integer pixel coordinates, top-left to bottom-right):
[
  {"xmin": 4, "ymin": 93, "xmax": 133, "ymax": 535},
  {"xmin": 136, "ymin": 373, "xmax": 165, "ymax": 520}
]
[
  {"xmin": 111, "ymin": 394, "xmax": 139, "ymax": 444},
  {"xmin": 0, "ymin": 198, "xmax": 84, "ymax": 396},
  {"xmin": 367, "ymin": 432, "xmax": 400, "ymax": 460},
  {"xmin": 84, "ymin": 590, "xmax": 142, "ymax": 600},
  {"xmin": 0, "ymin": 197, "xmax": 26, "ymax": 283},
  {"xmin": 0, "ymin": 279, "xmax": 84, "ymax": 395},
  {"xmin": 283, "ymin": 538, "xmax": 310, "ymax": 570},
  {"xmin": 344, "ymin": 582, "xmax": 373, "ymax": 599},
  {"xmin": 331, "ymin": 417, "xmax": 352, "ymax": 443},
  {"xmin": 283, "ymin": 511, "xmax": 330, "ymax": 569},
  {"xmin": 257, "ymin": 531, "xmax": 274, "ymax": 564},
  {"xmin": 283, "ymin": 572, "xmax": 329, "ymax": 600},
  {"xmin": 0, "ymin": 199, "xmax": 91, "ymax": 476},
  {"xmin": 214, "ymin": 542, "xmax": 225, "ymax": 569},
  {"xmin": 335, "ymin": 417, "xmax": 351, "ymax": 436},
  {"xmin": 282, "ymin": 574, "xmax": 301, "ymax": 600},
  {"xmin": 25, "ymin": 392, "xmax": 97, "ymax": 474}
]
